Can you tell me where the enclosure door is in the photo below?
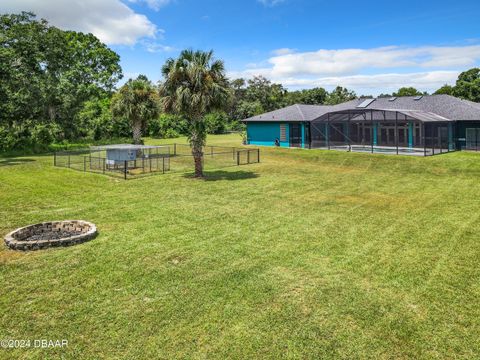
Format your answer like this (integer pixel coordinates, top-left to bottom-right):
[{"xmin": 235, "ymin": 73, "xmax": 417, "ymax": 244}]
[
  {"xmin": 379, "ymin": 126, "xmax": 396, "ymax": 146},
  {"xmin": 397, "ymin": 127, "xmax": 408, "ymax": 147},
  {"xmin": 466, "ymin": 128, "xmax": 479, "ymax": 150},
  {"xmin": 439, "ymin": 126, "xmax": 449, "ymax": 150},
  {"xmin": 290, "ymin": 123, "xmax": 302, "ymax": 148}
]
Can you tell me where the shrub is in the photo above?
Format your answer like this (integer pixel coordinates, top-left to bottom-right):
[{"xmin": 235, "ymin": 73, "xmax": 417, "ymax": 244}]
[
  {"xmin": 0, "ymin": 121, "xmax": 62, "ymax": 152},
  {"xmin": 204, "ymin": 111, "xmax": 228, "ymax": 134},
  {"xmin": 92, "ymin": 114, "xmax": 131, "ymax": 140},
  {"xmin": 227, "ymin": 120, "xmax": 245, "ymax": 132},
  {"xmin": 163, "ymin": 128, "xmax": 180, "ymax": 138},
  {"xmin": 31, "ymin": 122, "xmax": 62, "ymax": 146},
  {"xmin": 76, "ymin": 98, "xmax": 131, "ymax": 140},
  {"xmin": 147, "ymin": 114, "xmax": 188, "ymax": 138}
]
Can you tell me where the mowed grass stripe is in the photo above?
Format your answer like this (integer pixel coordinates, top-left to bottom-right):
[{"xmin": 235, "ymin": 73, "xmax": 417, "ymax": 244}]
[{"xmin": 1, "ymin": 134, "xmax": 479, "ymax": 359}]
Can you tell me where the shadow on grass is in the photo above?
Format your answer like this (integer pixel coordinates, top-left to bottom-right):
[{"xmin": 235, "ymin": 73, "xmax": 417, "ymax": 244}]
[
  {"xmin": 0, "ymin": 158, "xmax": 36, "ymax": 167},
  {"xmin": 183, "ymin": 170, "xmax": 259, "ymax": 181}
]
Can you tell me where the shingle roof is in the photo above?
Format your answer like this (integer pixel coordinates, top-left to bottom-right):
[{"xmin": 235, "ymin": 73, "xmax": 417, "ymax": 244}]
[
  {"xmin": 242, "ymin": 104, "xmax": 323, "ymax": 122},
  {"xmin": 243, "ymin": 95, "xmax": 480, "ymax": 122},
  {"xmin": 242, "ymin": 102, "xmax": 358, "ymax": 122}
]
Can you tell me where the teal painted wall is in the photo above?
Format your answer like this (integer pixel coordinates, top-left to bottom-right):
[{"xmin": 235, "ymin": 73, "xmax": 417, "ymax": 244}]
[
  {"xmin": 247, "ymin": 122, "xmax": 290, "ymax": 147},
  {"xmin": 408, "ymin": 122, "xmax": 414, "ymax": 148}
]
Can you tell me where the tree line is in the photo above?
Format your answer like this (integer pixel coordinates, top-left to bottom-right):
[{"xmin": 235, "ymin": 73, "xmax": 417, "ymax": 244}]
[{"xmin": 1, "ymin": 12, "xmax": 480, "ymax": 155}]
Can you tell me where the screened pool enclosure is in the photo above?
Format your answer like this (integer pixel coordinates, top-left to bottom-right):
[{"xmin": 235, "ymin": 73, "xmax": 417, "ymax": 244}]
[{"xmin": 309, "ymin": 109, "xmax": 455, "ymax": 156}]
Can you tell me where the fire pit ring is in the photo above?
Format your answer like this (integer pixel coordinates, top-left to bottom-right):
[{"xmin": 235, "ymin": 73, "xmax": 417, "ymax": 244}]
[{"xmin": 4, "ymin": 220, "xmax": 97, "ymax": 251}]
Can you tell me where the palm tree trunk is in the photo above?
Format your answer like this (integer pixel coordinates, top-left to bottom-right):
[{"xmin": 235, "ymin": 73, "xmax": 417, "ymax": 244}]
[
  {"xmin": 132, "ymin": 120, "xmax": 142, "ymax": 145},
  {"xmin": 189, "ymin": 117, "xmax": 206, "ymax": 178},
  {"xmin": 192, "ymin": 140, "xmax": 204, "ymax": 178}
]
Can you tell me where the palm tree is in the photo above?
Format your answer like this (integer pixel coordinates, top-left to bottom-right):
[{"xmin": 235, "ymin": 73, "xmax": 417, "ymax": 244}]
[
  {"xmin": 159, "ymin": 50, "xmax": 230, "ymax": 178},
  {"xmin": 111, "ymin": 75, "xmax": 160, "ymax": 145}
]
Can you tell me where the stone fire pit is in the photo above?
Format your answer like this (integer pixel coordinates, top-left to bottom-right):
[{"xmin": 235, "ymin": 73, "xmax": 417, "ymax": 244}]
[{"xmin": 4, "ymin": 220, "xmax": 97, "ymax": 251}]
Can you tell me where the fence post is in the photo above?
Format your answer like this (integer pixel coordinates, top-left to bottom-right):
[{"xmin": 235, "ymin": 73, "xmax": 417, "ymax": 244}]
[
  {"xmin": 54, "ymin": 152, "xmax": 57, "ymax": 166},
  {"xmin": 124, "ymin": 160, "xmax": 127, "ymax": 180},
  {"xmin": 174, "ymin": 143, "xmax": 177, "ymax": 156},
  {"xmin": 247, "ymin": 150, "xmax": 250, "ymax": 164},
  {"xmin": 237, "ymin": 151, "xmax": 240, "ymax": 166},
  {"xmin": 257, "ymin": 149, "xmax": 260, "ymax": 163},
  {"xmin": 68, "ymin": 154, "xmax": 71, "ymax": 168},
  {"xmin": 232, "ymin": 147, "xmax": 235, "ymax": 160},
  {"xmin": 103, "ymin": 159, "xmax": 105, "ymax": 174},
  {"xmin": 84, "ymin": 156, "xmax": 86, "ymax": 172},
  {"xmin": 162, "ymin": 156, "xmax": 165, "ymax": 174},
  {"xmin": 149, "ymin": 158, "xmax": 152, "ymax": 172},
  {"xmin": 142, "ymin": 157, "xmax": 145, "ymax": 173}
]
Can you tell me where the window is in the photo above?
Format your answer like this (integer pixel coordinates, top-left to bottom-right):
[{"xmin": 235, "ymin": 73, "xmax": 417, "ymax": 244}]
[{"xmin": 280, "ymin": 124, "xmax": 287, "ymax": 141}]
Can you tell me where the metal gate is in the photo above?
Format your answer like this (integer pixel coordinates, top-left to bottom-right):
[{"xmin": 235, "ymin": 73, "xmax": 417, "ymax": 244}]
[{"xmin": 236, "ymin": 149, "xmax": 260, "ymax": 165}]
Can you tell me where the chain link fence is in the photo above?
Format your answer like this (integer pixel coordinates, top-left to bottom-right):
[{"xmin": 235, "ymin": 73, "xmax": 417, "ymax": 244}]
[{"xmin": 54, "ymin": 144, "xmax": 259, "ymax": 179}]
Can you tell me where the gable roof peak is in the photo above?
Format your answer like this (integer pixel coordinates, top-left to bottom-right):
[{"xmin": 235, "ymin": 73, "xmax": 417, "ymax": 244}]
[{"xmin": 294, "ymin": 104, "xmax": 306, "ymax": 120}]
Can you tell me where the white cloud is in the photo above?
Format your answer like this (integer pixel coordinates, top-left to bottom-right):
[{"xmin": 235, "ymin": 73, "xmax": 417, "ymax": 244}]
[
  {"xmin": 258, "ymin": 0, "xmax": 286, "ymax": 7},
  {"xmin": 229, "ymin": 44, "xmax": 480, "ymax": 94},
  {"xmin": 272, "ymin": 48, "xmax": 296, "ymax": 56},
  {"xmin": 141, "ymin": 39, "xmax": 176, "ymax": 53},
  {"xmin": 0, "ymin": 0, "xmax": 159, "ymax": 45},
  {"xmin": 128, "ymin": 0, "xmax": 172, "ymax": 11},
  {"xmin": 279, "ymin": 71, "xmax": 460, "ymax": 91},
  {"xmin": 227, "ymin": 67, "xmax": 461, "ymax": 94},
  {"xmin": 266, "ymin": 45, "xmax": 480, "ymax": 77}
]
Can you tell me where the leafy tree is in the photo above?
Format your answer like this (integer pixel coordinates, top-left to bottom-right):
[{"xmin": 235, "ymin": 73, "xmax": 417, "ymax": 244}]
[
  {"xmin": 52, "ymin": 31, "xmax": 123, "ymax": 138},
  {"xmin": 205, "ymin": 111, "xmax": 229, "ymax": 134},
  {"xmin": 325, "ymin": 86, "xmax": 357, "ymax": 105},
  {"xmin": 231, "ymin": 78, "xmax": 247, "ymax": 91},
  {"xmin": 434, "ymin": 84, "xmax": 455, "ymax": 96},
  {"xmin": 111, "ymin": 75, "xmax": 160, "ymax": 145},
  {"xmin": 302, "ymin": 87, "xmax": 328, "ymax": 104},
  {"xmin": 286, "ymin": 87, "xmax": 328, "ymax": 105},
  {"xmin": 393, "ymin": 87, "xmax": 423, "ymax": 97},
  {"xmin": 235, "ymin": 100, "xmax": 264, "ymax": 119},
  {"xmin": 454, "ymin": 68, "xmax": 480, "ymax": 102},
  {"xmin": 147, "ymin": 113, "xmax": 188, "ymax": 138},
  {"xmin": 0, "ymin": 12, "xmax": 52, "ymax": 127},
  {"xmin": 159, "ymin": 50, "xmax": 230, "ymax": 178},
  {"xmin": 77, "ymin": 97, "xmax": 131, "ymax": 140},
  {"xmin": 227, "ymin": 78, "xmax": 247, "ymax": 119},
  {"xmin": 227, "ymin": 76, "xmax": 287, "ymax": 120},
  {"xmin": 0, "ymin": 12, "xmax": 122, "ymax": 147},
  {"xmin": 244, "ymin": 76, "xmax": 287, "ymax": 112}
]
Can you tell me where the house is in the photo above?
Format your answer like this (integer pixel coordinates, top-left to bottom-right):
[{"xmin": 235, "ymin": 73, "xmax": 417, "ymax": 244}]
[{"xmin": 243, "ymin": 95, "xmax": 480, "ymax": 156}]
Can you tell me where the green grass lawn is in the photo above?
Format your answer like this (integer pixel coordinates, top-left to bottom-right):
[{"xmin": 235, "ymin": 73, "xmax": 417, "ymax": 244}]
[{"xmin": 1, "ymin": 134, "xmax": 479, "ymax": 359}]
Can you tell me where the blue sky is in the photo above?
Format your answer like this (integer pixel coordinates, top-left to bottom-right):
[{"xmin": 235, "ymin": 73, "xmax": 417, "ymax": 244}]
[{"xmin": 2, "ymin": 0, "xmax": 480, "ymax": 95}]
